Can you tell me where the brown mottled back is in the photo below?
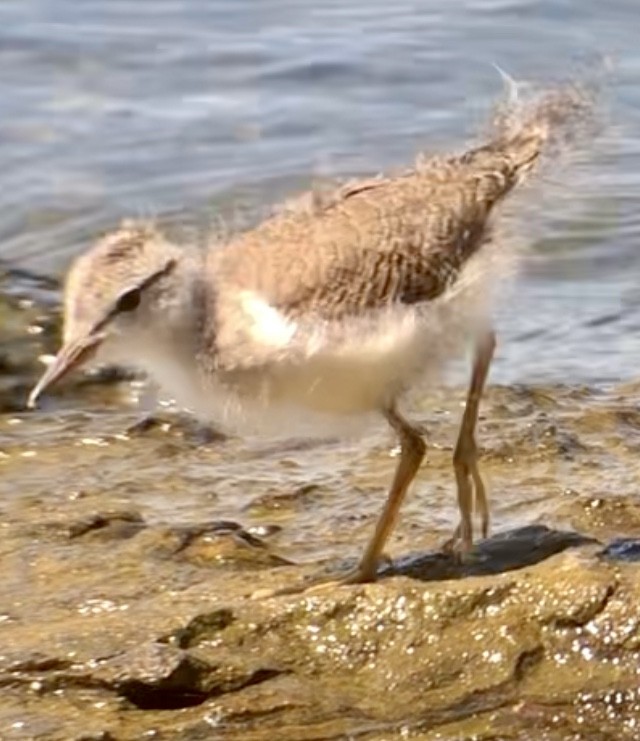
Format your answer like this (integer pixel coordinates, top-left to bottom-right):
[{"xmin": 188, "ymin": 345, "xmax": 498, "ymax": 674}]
[
  {"xmin": 212, "ymin": 138, "xmax": 536, "ymax": 323},
  {"xmin": 209, "ymin": 81, "xmax": 595, "ymax": 326}
]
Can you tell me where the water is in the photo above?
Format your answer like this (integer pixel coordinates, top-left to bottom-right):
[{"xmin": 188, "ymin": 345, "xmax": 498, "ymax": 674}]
[{"xmin": 1, "ymin": 0, "xmax": 640, "ymax": 384}]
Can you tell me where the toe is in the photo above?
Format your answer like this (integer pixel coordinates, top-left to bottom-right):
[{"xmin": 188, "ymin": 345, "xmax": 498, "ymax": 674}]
[{"xmin": 250, "ymin": 565, "xmax": 376, "ymax": 599}]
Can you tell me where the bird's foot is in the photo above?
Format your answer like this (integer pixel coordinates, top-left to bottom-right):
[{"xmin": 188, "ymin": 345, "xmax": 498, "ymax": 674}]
[
  {"xmin": 441, "ymin": 525, "xmax": 474, "ymax": 563},
  {"xmin": 250, "ymin": 564, "xmax": 378, "ymax": 599}
]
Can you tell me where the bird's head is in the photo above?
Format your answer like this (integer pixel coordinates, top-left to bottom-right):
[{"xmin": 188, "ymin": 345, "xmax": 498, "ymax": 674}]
[{"xmin": 28, "ymin": 221, "xmax": 184, "ymax": 408}]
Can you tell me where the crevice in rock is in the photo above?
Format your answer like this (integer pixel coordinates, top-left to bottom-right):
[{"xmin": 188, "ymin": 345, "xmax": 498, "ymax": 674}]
[
  {"xmin": 68, "ymin": 510, "xmax": 145, "ymax": 539},
  {"xmin": 2, "ymin": 655, "xmax": 75, "ymax": 673},
  {"xmin": 164, "ymin": 608, "xmax": 236, "ymax": 648},
  {"xmin": 118, "ymin": 667, "xmax": 282, "ymax": 711},
  {"xmin": 513, "ymin": 645, "xmax": 544, "ymax": 681},
  {"xmin": 549, "ymin": 581, "xmax": 618, "ymax": 629},
  {"xmin": 118, "ymin": 681, "xmax": 210, "ymax": 710}
]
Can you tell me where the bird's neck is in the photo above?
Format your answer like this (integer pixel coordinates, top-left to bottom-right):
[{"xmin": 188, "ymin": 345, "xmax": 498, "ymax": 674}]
[
  {"xmin": 159, "ymin": 251, "xmax": 207, "ymax": 353},
  {"xmin": 126, "ymin": 253, "xmax": 210, "ymax": 409}
]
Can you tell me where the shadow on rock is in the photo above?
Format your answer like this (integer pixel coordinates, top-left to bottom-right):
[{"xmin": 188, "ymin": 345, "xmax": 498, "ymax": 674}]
[
  {"xmin": 382, "ymin": 524, "xmax": 599, "ymax": 582},
  {"xmin": 600, "ymin": 537, "xmax": 640, "ymax": 562}
]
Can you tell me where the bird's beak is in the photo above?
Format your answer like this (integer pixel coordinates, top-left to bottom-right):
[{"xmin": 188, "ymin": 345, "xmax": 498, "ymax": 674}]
[{"xmin": 27, "ymin": 331, "xmax": 105, "ymax": 409}]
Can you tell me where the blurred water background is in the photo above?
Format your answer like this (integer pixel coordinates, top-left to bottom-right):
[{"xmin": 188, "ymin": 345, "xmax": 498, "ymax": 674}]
[{"xmin": 0, "ymin": 0, "xmax": 639, "ymax": 384}]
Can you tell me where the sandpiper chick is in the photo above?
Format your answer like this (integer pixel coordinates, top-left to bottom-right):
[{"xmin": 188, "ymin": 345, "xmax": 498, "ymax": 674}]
[{"xmin": 29, "ymin": 81, "xmax": 593, "ymax": 591}]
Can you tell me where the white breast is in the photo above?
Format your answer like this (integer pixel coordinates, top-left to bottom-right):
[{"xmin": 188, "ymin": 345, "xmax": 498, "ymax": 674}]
[
  {"xmin": 108, "ymin": 248, "xmax": 501, "ymax": 436},
  {"xmin": 212, "ymin": 254, "xmax": 496, "ymax": 423}
]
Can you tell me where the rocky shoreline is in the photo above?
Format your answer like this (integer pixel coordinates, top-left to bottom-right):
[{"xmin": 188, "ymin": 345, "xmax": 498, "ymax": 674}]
[{"xmin": 2, "ymin": 277, "xmax": 640, "ymax": 740}]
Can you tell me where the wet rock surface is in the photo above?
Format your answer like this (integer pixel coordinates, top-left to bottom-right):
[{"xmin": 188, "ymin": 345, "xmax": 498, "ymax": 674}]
[
  {"xmin": 1, "ymin": 523, "xmax": 640, "ymax": 740},
  {"xmin": 2, "ymin": 285, "xmax": 640, "ymax": 739}
]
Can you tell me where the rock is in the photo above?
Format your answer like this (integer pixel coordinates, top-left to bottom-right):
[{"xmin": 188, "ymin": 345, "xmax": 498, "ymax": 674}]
[
  {"xmin": 553, "ymin": 494, "xmax": 640, "ymax": 541},
  {"xmin": 600, "ymin": 537, "xmax": 640, "ymax": 562},
  {"xmin": 246, "ymin": 483, "xmax": 326, "ymax": 514},
  {"xmin": 140, "ymin": 520, "xmax": 293, "ymax": 568},
  {"xmin": 125, "ymin": 414, "xmax": 227, "ymax": 445},
  {"xmin": 2, "ymin": 528, "xmax": 639, "ymax": 739},
  {"xmin": 4, "ymin": 379, "xmax": 640, "ymax": 738},
  {"xmin": 90, "ymin": 642, "xmax": 281, "ymax": 710},
  {"xmin": 68, "ymin": 510, "xmax": 146, "ymax": 540},
  {"xmin": 382, "ymin": 524, "xmax": 599, "ymax": 581}
]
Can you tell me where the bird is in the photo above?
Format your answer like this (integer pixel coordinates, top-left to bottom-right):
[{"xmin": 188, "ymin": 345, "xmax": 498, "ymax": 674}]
[{"xmin": 28, "ymin": 80, "xmax": 593, "ymax": 592}]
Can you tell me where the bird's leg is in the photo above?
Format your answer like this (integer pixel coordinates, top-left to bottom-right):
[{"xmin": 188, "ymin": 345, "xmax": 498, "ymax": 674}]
[
  {"xmin": 352, "ymin": 406, "xmax": 427, "ymax": 582},
  {"xmin": 443, "ymin": 329, "xmax": 496, "ymax": 558},
  {"xmin": 252, "ymin": 406, "xmax": 426, "ymax": 598}
]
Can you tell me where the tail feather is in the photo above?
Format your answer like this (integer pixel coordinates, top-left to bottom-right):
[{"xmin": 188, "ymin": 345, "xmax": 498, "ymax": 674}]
[{"xmin": 489, "ymin": 73, "xmax": 599, "ymax": 175}]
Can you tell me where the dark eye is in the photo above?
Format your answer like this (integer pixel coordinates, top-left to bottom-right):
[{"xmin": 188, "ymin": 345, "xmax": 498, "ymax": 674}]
[{"xmin": 115, "ymin": 288, "xmax": 141, "ymax": 313}]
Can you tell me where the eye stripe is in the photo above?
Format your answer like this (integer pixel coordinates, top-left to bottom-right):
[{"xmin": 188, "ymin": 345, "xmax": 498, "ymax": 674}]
[
  {"xmin": 91, "ymin": 258, "xmax": 177, "ymax": 334},
  {"xmin": 115, "ymin": 288, "xmax": 141, "ymax": 313}
]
